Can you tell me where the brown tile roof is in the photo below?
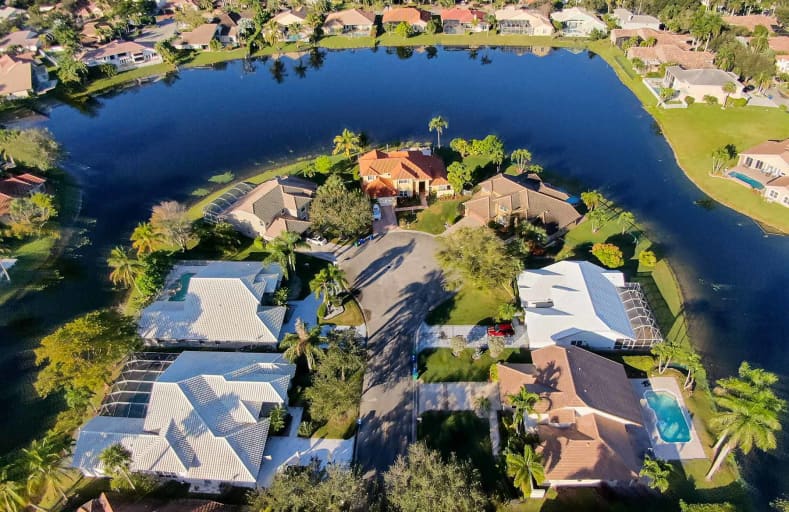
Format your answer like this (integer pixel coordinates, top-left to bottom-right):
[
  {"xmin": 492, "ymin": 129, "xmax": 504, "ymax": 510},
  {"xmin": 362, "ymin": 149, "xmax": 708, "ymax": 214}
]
[
  {"xmin": 723, "ymin": 14, "xmax": 779, "ymax": 32},
  {"xmin": 741, "ymin": 138, "xmax": 789, "ymax": 164},
  {"xmin": 769, "ymin": 36, "xmax": 789, "ymax": 53},
  {"xmin": 80, "ymin": 40, "xmax": 153, "ymax": 60},
  {"xmin": 229, "ymin": 175, "xmax": 317, "ymax": 226},
  {"xmin": 362, "ymin": 176, "xmax": 397, "ymax": 198},
  {"xmin": 627, "ymin": 45, "xmax": 714, "ymax": 68},
  {"xmin": 441, "ymin": 7, "xmax": 487, "ymax": 23},
  {"xmin": 176, "ymin": 23, "xmax": 218, "ymax": 46},
  {"xmin": 0, "ymin": 173, "xmax": 46, "ymax": 215},
  {"xmin": 382, "ymin": 7, "xmax": 431, "ymax": 26},
  {"xmin": 78, "ymin": 493, "xmax": 236, "ymax": 512},
  {"xmin": 0, "ymin": 54, "xmax": 33, "ymax": 97},
  {"xmin": 359, "ymin": 149, "xmax": 448, "ymax": 182},
  {"xmin": 767, "ymin": 175, "xmax": 789, "ymax": 188},
  {"xmin": 497, "ymin": 362, "xmax": 538, "ymax": 403},
  {"xmin": 324, "ymin": 8, "xmax": 375, "ymax": 27},
  {"xmin": 611, "ymin": 28, "xmax": 691, "ymax": 49},
  {"xmin": 0, "ymin": 30, "xmax": 39, "ymax": 50}
]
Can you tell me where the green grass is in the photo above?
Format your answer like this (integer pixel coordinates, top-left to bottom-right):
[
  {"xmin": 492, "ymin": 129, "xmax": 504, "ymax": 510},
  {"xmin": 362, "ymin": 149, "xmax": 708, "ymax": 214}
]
[
  {"xmin": 419, "ymin": 348, "xmax": 531, "ymax": 383},
  {"xmin": 426, "ymin": 285, "xmax": 512, "ymax": 325},
  {"xmin": 410, "ymin": 199, "xmax": 464, "ymax": 234},
  {"xmin": 0, "ymin": 236, "xmax": 57, "ymax": 309},
  {"xmin": 321, "ymin": 296, "xmax": 365, "ymax": 326},
  {"xmin": 67, "ymin": 63, "xmax": 176, "ymax": 98}
]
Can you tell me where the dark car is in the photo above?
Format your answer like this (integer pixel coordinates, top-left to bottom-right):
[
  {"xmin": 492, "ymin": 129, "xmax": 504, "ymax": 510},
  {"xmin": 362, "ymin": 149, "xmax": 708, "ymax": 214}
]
[
  {"xmin": 743, "ymin": 85, "xmax": 755, "ymax": 93},
  {"xmin": 487, "ymin": 323, "xmax": 514, "ymax": 337}
]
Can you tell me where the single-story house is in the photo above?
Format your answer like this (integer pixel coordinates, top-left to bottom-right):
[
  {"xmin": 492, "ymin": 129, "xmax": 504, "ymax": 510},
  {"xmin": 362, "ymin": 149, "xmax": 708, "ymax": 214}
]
[
  {"xmin": 222, "ymin": 175, "xmax": 317, "ymax": 240},
  {"xmin": 663, "ymin": 66, "xmax": 744, "ymax": 104},
  {"xmin": 627, "ymin": 45, "xmax": 714, "ymax": 71},
  {"xmin": 273, "ymin": 8, "xmax": 310, "ymax": 41},
  {"xmin": 550, "ymin": 7, "xmax": 606, "ymax": 37},
  {"xmin": 612, "ymin": 8, "xmax": 660, "ymax": 30},
  {"xmin": 0, "ymin": 53, "xmax": 56, "ymax": 99},
  {"xmin": 723, "ymin": 14, "xmax": 779, "ymax": 33},
  {"xmin": 462, "ymin": 173, "xmax": 581, "ymax": 236},
  {"xmin": 517, "ymin": 260, "xmax": 663, "ymax": 350},
  {"xmin": 358, "ymin": 148, "xmax": 453, "ymax": 202},
  {"xmin": 173, "ymin": 23, "xmax": 219, "ymax": 50},
  {"xmin": 77, "ymin": 493, "xmax": 237, "ymax": 512},
  {"xmin": 137, "ymin": 261, "xmax": 286, "ymax": 347},
  {"xmin": 0, "ymin": 172, "xmax": 46, "ymax": 219},
  {"xmin": 323, "ymin": 9, "xmax": 376, "ymax": 36},
  {"xmin": 382, "ymin": 7, "xmax": 432, "ymax": 32},
  {"xmin": 497, "ymin": 346, "xmax": 647, "ymax": 489},
  {"xmin": 495, "ymin": 7, "xmax": 554, "ymax": 36},
  {"xmin": 0, "ymin": 30, "xmax": 40, "ymax": 53},
  {"xmin": 610, "ymin": 27, "xmax": 692, "ymax": 48},
  {"xmin": 72, "ymin": 352, "xmax": 296, "ymax": 489},
  {"xmin": 764, "ymin": 176, "xmax": 789, "ymax": 208},
  {"xmin": 80, "ymin": 40, "xmax": 163, "ymax": 70},
  {"xmin": 440, "ymin": 8, "xmax": 489, "ymax": 34}
]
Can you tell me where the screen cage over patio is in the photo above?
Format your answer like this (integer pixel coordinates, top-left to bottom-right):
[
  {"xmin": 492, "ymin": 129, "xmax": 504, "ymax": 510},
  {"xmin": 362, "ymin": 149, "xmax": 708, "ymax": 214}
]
[
  {"xmin": 98, "ymin": 352, "xmax": 178, "ymax": 418},
  {"xmin": 616, "ymin": 283, "xmax": 664, "ymax": 350},
  {"xmin": 202, "ymin": 181, "xmax": 256, "ymax": 224}
]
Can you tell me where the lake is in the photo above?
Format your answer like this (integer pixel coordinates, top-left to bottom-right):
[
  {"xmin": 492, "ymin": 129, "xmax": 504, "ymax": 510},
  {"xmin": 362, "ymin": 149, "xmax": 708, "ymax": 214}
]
[{"xmin": 1, "ymin": 46, "xmax": 787, "ymax": 505}]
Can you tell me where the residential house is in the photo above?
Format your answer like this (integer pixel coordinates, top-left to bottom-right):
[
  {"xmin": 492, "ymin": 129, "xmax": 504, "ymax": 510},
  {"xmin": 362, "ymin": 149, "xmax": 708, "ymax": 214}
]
[
  {"xmin": 497, "ymin": 346, "xmax": 647, "ymax": 488},
  {"xmin": 323, "ymin": 9, "xmax": 376, "ymax": 36},
  {"xmin": 0, "ymin": 6, "xmax": 25, "ymax": 23},
  {"xmin": 550, "ymin": 8, "xmax": 606, "ymax": 37},
  {"xmin": 517, "ymin": 260, "xmax": 663, "ymax": 350},
  {"xmin": 764, "ymin": 176, "xmax": 789, "ymax": 208},
  {"xmin": 723, "ymin": 14, "xmax": 779, "ymax": 33},
  {"xmin": 0, "ymin": 53, "xmax": 56, "ymax": 99},
  {"xmin": 80, "ymin": 41, "xmax": 163, "ymax": 70},
  {"xmin": 358, "ymin": 148, "xmax": 453, "ymax": 203},
  {"xmin": 495, "ymin": 7, "xmax": 554, "ymax": 36},
  {"xmin": 173, "ymin": 23, "xmax": 219, "ymax": 50},
  {"xmin": 80, "ymin": 21, "xmax": 113, "ymax": 46},
  {"xmin": 778, "ymin": 54, "xmax": 789, "ymax": 74},
  {"xmin": 0, "ymin": 30, "xmax": 40, "ymax": 53},
  {"xmin": 75, "ymin": 1, "xmax": 105, "ymax": 22},
  {"xmin": 78, "ymin": 492, "xmax": 237, "ymax": 512},
  {"xmin": 137, "ymin": 261, "xmax": 286, "ymax": 347},
  {"xmin": 440, "ymin": 8, "xmax": 489, "ymax": 34},
  {"xmin": 612, "ymin": 8, "xmax": 660, "ymax": 30},
  {"xmin": 382, "ymin": 7, "xmax": 432, "ymax": 32},
  {"xmin": 732, "ymin": 138, "xmax": 789, "ymax": 207},
  {"xmin": 72, "ymin": 352, "xmax": 296, "ymax": 489},
  {"xmin": 222, "ymin": 175, "xmax": 317, "ymax": 240},
  {"xmin": 0, "ymin": 172, "xmax": 46, "ymax": 220},
  {"xmin": 769, "ymin": 37, "xmax": 789, "ymax": 72},
  {"xmin": 273, "ymin": 8, "xmax": 310, "ymax": 41},
  {"xmin": 663, "ymin": 66, "xmax": 744, "ymax": 104},
  {"xmin": 609, "ymin": 27, "xmax": 691, "ymax": 48},
  {"xmin": 134, "ymin": 15, "xmax": 179, "ymax": 45},
  {"xmin": 627, "ymin": 45, "xmax": 714, "ymax": 71},
  {"xmin": 213, "ymin": 11, "xmax": 240, "ymax": 45},
  {"xmin": 462, "ymin": 174, "xmax": 581, "ymax": 235}
]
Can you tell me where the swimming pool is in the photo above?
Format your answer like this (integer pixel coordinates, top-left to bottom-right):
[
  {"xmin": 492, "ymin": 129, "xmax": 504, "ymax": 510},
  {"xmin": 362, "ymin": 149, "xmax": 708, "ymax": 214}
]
[
  {"xmin": 645, "ymin": 390, "xmax": 691, "ymax": 443},
  {"xmin": 169, "ymin": 273, "xmax": 195, "ymax": 301},
  {"xmin": 728, "ymin": 171, "xmax": 765, "ymax": 190}
]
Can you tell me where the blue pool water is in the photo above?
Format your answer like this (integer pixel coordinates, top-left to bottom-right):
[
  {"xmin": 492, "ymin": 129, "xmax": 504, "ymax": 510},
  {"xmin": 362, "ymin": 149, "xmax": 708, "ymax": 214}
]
[
  {"xmin": 645, "ymin": 390, "xmax": 691, "ymax": 443},
  {"xmin": 169, "ymin": 273, "xmax": 195, "ymax": 301},
  {"xmin": 728, "ymin": 171, "xmax": 765, "ymax": 190}
]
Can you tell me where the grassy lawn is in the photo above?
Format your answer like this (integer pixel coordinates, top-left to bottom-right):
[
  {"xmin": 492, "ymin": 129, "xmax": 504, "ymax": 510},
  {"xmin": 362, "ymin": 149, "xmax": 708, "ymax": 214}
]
[
  {"xmin": 321, "ymin": 296, "xmax": 364, "ymax": 326},
  {"xmin": 419, "ymin": 347, "xmax": 531, "ymax": 383},
  {"xmin": 410, "ymin": 199, "xmax": 464, "ymax": 235},
  {"xmin": 426, "ymin": 285, "xmax": 512, "ymax": 325},
  {"xmin": 65, "ymin": 63, "xmax": 176, "ymax": 98},
  {"xmin": 0, "ymin": 236, "xmax": 57, "ymax": 309}
]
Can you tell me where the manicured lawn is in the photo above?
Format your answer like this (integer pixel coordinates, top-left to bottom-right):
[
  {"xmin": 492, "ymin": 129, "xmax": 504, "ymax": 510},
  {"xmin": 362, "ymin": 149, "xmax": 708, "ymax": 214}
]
[
  {"xmin": 321, "ymin": 296, "xmax": 364, "ymax": 327},
  {"xmin": 66, "ymin": 63, "xmax": 176, "ymax": 98},
  {"xmin": 0, "ymin": 236, "xmax": 56, "ymax": 308},
  {"xmin": 410, "ymin": 199, "xmax": 464, "ymax": 235},
  {"xmin": 419, "ymin": 348, "xmax": 531, "ymax": 383},
  {"xmin": 426, "ymin": 285, "xmax": 512, "ymax": 325}
]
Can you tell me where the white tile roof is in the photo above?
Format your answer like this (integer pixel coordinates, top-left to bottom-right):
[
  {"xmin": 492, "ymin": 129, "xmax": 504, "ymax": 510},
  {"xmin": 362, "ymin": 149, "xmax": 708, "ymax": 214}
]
[
  {"xmin": 73, "ymin": 352, "xmax": 296, "ymax": 486},
  {"xmin": 518, "ymin": 261, "xmax": 635, "ymax": 347},
  {"xmin": 138, "ymin": 261, "xmax": 285, "ymax": 344}
]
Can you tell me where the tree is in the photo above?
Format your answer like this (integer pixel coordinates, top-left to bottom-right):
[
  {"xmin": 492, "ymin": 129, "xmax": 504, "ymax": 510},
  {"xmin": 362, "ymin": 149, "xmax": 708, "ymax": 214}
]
[
  {"xmin": 150, "ymin": 200, "xmax": 196, "ymax": 251},
  {"xmin": 332, "ymin": 129, "xmax": 361, "ymax": 159},
  {"xmin": 428, "ymin": 116, "xmax": 448, "ymax": 148},
  {"xmin": 449, "ymin": 137, "xmax": 470, "ymax": 157},
  {"xmin": 134, "ymin": 251, "xmax": 174, "ymax": 302},
  {"xmin": 587, "ymin": 208, "xmax": 607, "ymax": 234},
  {"xmin": 264, "ymin": 19, "xmax": 283, "ymax": 52},
  {"xmin": 318, "ymin": 329, "xmax": 365, "ymax": 382},
  {"xmin": 680, "ymin": 349, "xmax": 703, "ymax": 391},
  {"xmin": 711, "ymin": 145, "xmax": 736, "ymax": 175},
  {"xmin": 507, "ymin": 386, "xmax": 539, "ymax": 433},
  {"xmin": 751, "ymin": 24, "xmax": 769, "ymax": 52},
  {"xmin": 0, "ymin": 468, "xmax": 25, "ymax": 512},
  {"xmin": 722, "ymin": 81, "xmax": 737, "ymax": 108},
  {"xmin": 313, "ymin": 155, "xmax": 334, "ymax": 174},
  {"xmin": 21, "ymin": 435, "xmax": 71, "ymax": 503},
  {"xmin": 706, "ymin": 362, "xmax": 785, "ymax": 480},
  {"xmin": 8, "ymin": 193, "xmax": 57, "ymax": 235},
  {"xmin": 268, "ymin": 404, "xmax": 287, "ymax": 433},
  {"xmin": 488, "ymin": 337, "xmax": 505, "ymax": 358},
  {"xmin": 264, "ymin": 231, "xmax": 307, "ymax": 279},
  {"xmin": 510, "ymin": 148, "xmax": 533, "ymax": 174},
  {"xmin": 651, "ymin": 340, "xmax": 681, "ymax": 374},
  {"xmin": 384, "ymin": 443, "xmax": 486, "ymax": 512},
  {"xmin": 130, "ymin": 222, "xmax": 163, "ymax": 255},
  {"xmin": 394, "ymin": 21, "xmax": 412, "ymax": 38},
  {"xmin": 639, "ymin": 455, "xmax": 671, "ymax": 492},
  {"xmin": 154, "ymin": 40, "xmax": 178, "ymax": 65},
  {"xmin": 450, "ymin": 335, "xmax": 466, "ymax": 357},
  {"xmin": 497, "ymin": 302, "xmax": 518, "ymax": 322},
  {"xmin": 57, "ymin": 52, "xmax": 88, "ymax": 85},
  {"xmin": 309, "ymin": 175, "xmax": 371, "ymax": 239},
  {"xmin": 280, "ymin": 318, "xmax": 323, "ymax": 371},
  {"xmin": 0, "ymin": 129, "xmax": 61, "ymax": 170},
  {"xmin": 591, "ymin": 242, "xmax": 624, "ymax": 269},
  {"xmin": 304, "ymin": 329, "xmax": 365, "ymax": 423},
  {"xmin": 618, "ymin": 210, "xmax": 635, "ymax": 234},
  {"xmin": 437, "ymin": 227, "xmax": 522, "ymax": 297},
  {"xmin": 639, "ymin": 250, "xmax": 657, "ymax": 268},
  {"xmin": 505, "ymin": 444, "xmax": 545, "ymax": 498},
  {"xmin": 65, "ymin": 385, "xmax": 95, "ymax": 412},
  {"xmin": 446, "ymin": 161, "xmax": 471, "ymax": 193},
  {"xmin": 580, "ymin": 190, "xmax": 603, "ymax": 211},
  {"xmin": 310, "ymin": 264, "xmax": 349, "ymax": 306},
  {"xmin": 107, "ymin": 246, "xmax": 142, "ymax": 290},
  {"xmin": 99, "ymin": 444, "xmax": 135, "ymax": 490},
  {"xmin": 472, "ymin": 135, "xmax": 505, "ymax": 171},
  {"xmin": 659, "ymin": 87, "xmax": 676, "ymax": 103}
]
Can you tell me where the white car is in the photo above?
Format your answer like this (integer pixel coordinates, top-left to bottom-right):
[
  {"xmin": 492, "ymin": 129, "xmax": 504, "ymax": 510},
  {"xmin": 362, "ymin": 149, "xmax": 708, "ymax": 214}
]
[
  {"xmin": 372, "ymin": 203, "xmax": 382, "ymax": 221},
  {"xmin": 306, "ymin": 234, "xmax": 327, "ymax": 246}
]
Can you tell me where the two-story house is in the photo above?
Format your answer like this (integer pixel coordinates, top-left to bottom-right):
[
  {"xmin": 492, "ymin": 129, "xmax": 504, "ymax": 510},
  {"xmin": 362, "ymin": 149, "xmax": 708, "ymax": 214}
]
[
  {"xmin": 358, "ymin": 149, "xmax": 453, "ymax": 203},
  {"xmin": 734, "ymin": 138, "xmax": 789, "ymax": 208}
]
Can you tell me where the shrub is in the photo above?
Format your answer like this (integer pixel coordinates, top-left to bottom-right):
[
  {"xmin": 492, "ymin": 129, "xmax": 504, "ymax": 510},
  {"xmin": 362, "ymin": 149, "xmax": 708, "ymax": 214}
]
[
  {"xmin": 273, "ymin": 287, "xmax": 289, "ymax": 306},
  {"xmin": 298, "ymin": 420, "xmax": 315, "ymax": 437},
  {"xmin": 99, "ymin": 63, "xmax": 117, "ymax": 77},
  {"xmin": 253, "ymin": 237, "xmax": 266, "ymax": 250},
  {"xmin": 703, "ymin": 94, "xmax": 718, "ymax": 105},
  {"xmin": 488, "ymin": 337, "xmax": 505, "ymax": 359},
  {"xmin": 639, "ymin": 250, "xmax": 657, "ymax": 268},
  {"xmin": 268, "ymin": 405, "xmax": 287, "ymax": 434},
  {"xmin": 591, "ymin": 242, "xmax": 624, "ymax": 269},
  {"xmin": 489, "ymin": 364, "xmax": 499, "ymax": 382},
  {"xmin": 684, "ymin": 96, "xmax": 695, "ymax": 105},
  {"xmin": 450, "ymin": 335, "xmax": 467, "ymax": 357}
]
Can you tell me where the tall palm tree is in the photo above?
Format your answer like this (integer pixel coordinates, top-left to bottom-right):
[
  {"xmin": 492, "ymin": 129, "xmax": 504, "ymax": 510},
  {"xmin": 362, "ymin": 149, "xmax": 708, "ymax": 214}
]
[
  {"xmin": 682, "ymin": 350, "xmax": 703, "ymax": 391},
  {"xmin": 505, "ymin": 445, "xmax": 545, "ymax": 498},
  {"xmin": 428, "ymin": 116, "xmax": 448, "ymax": 148},
  {"xmin": 130, "ymin": 222, "xmax": 162, "ymax": 255},
  {"xmin": 263, "ymin": 19, "xmax": 283, "ymax": 54},
  {"xmin": 722, "ymin": 81, "xmax": 737, "ymax": 109},
  {"xmin": 618, "ymin": 211, "xmax": 635, "ymax": 235},
  {"xmin": 309, "ymin": 264, "xmax": 349, "ymax": 306},
  {"xmin": 280, "ymin": 318, "xmax": 323, "ymax": 371},
  {"xmin": 108, "ymin": 246, "xmax": 142, "ymax": 291},
  {"xmin": 507, "ymin": 386, "xmax": 540, "ymax": 434},
  {"xmin": 99, "ymin": 444, "xmax": 135, "ymax": 490},
  {"xmin": 639, "ymin": 455, "xmax": 671, "ymax": 492},
  {"xmin": 651, "ymin": 340, "xmax": 681, "ymax": 374},
  {"xmin": 21, "ymin": 436, "xmax": 71, "ymax": 504},
  {"xmin": 0, "ymin": 468, "xmax": 26, "ymax": 512},
  {"xmin": 332, "ymin": 129, "xmax": 361, "ymax": 159},
  {"xmin": 263, "ymin": 231, "xmax": 306, "ymax": 279}
]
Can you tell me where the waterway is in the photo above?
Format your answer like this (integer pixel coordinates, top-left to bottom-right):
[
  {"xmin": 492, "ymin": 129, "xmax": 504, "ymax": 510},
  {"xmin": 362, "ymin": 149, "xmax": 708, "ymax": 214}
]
[{"xmin": 1, "ymin": 46, "xmax": 787, "ymax": 505}]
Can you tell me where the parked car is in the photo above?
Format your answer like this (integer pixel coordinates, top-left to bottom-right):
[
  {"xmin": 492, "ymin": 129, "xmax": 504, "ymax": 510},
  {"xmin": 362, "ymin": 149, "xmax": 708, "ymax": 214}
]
[
  {"xmin": 372, "ymin": 203, "xmax": 382, "ymax": 221},
  {"xmin": 306, "ymin": 233, "xmax": 327, "ymax": 246},
  {"xmin": 487, "ymin": 323, "xmax": 514, "ymax": 337}
]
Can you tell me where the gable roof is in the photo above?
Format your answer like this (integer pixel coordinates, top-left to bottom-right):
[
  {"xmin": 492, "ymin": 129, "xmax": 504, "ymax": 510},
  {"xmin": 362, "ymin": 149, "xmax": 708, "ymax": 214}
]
[
  {"xmin": 441, "ymin": 7, "xmax": 486, "ymax": 23},
  {"xmin": 81, "ymin": 40, "xmax": 154, "ymax": 60},
  {"xmin": 176, "ymin": 23, "xmax": 218, "ymax": 46},
  {"xmin": 227, "ymin": 175, "xmax": 316, "ymax": 230},
  {"xmin": 550, "ymin": 7, "xmax": 605, "ymax": 27},
  {"xmin": 667, "ymin": 66, "xmax": 742, "ymax": 87},
  {"xmin": 0, "ymin": 172, "xmax": 46, "ymax": 215},
  {"xmin": 741, "ymin": 138, "xmax": 789, "ymax": 164},
  {"xmin": 0, "ymin": 30, "xmax": 39, "ymax": 50},
  {"xmin": 273, "ymin": 8, "xmax": 307, "ymax": 26},
  {"xmin": 323, "ymin": 8, "xmax": 375, "ymax": 28},
  {"xmin": 0, "ymin": 54, "xmax": 33, "ymax": 96},
  {"xmin": 723, "ymin": 14, "xmax": 779, "ymax": 32},
  {"xmin": 382, "ymin": 7, "xmax": 431, "ymax": 25},
  {"xmin": 494, "ymin": 7, "xmax": 551, "ymax": 26},
  {"xmin": 627, "ymin": 45, "xmax": 715, "ymax": 69}
]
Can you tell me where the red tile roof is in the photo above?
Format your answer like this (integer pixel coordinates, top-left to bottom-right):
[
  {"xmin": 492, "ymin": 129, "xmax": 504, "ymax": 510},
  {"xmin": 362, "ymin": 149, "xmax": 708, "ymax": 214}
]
[
  {"xmin": 359, "ymin": 149, "xmax": 447, "ymax": 181},
  {"xmin": 441, "ymin": 7, "xmax": 487, "ymax": 23},
  {"xmin": 382, "ymin": 7, "xmax": 431, "ymax": 25}
]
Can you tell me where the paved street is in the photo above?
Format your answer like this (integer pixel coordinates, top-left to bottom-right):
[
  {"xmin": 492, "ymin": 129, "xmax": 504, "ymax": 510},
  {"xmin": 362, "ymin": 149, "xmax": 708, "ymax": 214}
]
[{"xmin": 339, "ymin": 231, "xmax": 448, "ymax": 477}]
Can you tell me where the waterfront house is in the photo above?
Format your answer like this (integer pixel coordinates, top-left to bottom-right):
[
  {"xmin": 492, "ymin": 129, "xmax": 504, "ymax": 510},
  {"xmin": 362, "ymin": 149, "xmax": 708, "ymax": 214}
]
[
  {"xmin": 77, "ymin": 493, "xmax": 237, "ymax": 512},
  {"xmin": 134, "ymin": 15, "xmax": 179, "ymax": 45},
  {"xmin": 173, "ymin": 23, "xmax": 219, "ymax": 50},
  {"xmin": 627, "ymin": 45, "xmax": 714, "ymax": 72},
  {"xmin": 0, "ymin": 30, "xmax": 40, "ymax": 53},
  {"xmin": 764, "ymin": 176, "xmax": 789, "ymax": 208},
  {"xmin": 462, "ymin": 173, "xmax": 581, "ymax": 236},
  {"xmin": 323, "ymin": 9, "xmax": 376, "ymax": 36},
  {"xmin": 213, "ymin": 11, "xmax": 240, "ymax": 46},
  {"xmin": 80, "ymin": 40, "xmax": 163, "ymax": 70},
  {"xmin": 222, "ymin": 175, "xmax": 317, "ymax": 240},
  {"xmin": 382, "ymin": 7, "xmax": 432, "ymax": 32},
  {"xmin": 273, "ymin": 8, "xmax": 310, "ymax": 41},
  {"xmin": 0, "ymin": 53, "xmax": 56, "ymax": 99},
  {"xmin": 497, "ymin": 346, "xmax": 646, "ymax": 489},
  {"xmin": 440, "ymin": 8, "xmax": 489, "ymax": 34},
  {"xmin": 662, "ymin": 66, "xmax": 744, "ymax": 104},
  {"xmin": 729, "ymin": 139, "xmax": 789, "ymax": 207},
  {"xmin": 137, "ymin": 261, "xmax": 286, "ymax": 347},
  {"xmin": 358, "ymin": 148, "xmax": 453, "ymax": 202},
  {"xmin": 72, "ymin": 351, "xmax": 296, "ymax": 490},
  {"xmin": 517, "ymin": 260, "xmax": 663, "ymax": 350},
  {"xmin": 609, "ymin": 28, "xmax": 692, "ymax": 48},
  {"xmin": 550, "ymin": 8, "xmax": 606, "ymax": 37},
  {"xmin": 495, "ymin": 7, "xmax": 554, "ymax": 36},
  {"xmin": 0, "ymin": 172, "xmax": 46, "ymax": 220},
  {"xmin": 612, "ymin": 8, "xmax": 660, "ymax": 30},
  {"xmin": 722, "ymin": 14, "xmax": 779, "ymax": 33}
]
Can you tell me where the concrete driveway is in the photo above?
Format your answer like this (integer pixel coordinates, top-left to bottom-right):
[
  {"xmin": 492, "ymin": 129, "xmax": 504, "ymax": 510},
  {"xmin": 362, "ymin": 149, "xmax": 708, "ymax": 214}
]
[
  {"xmin": 373, "ymin": 204, "xmax": 397, "ymax": 234},
  {"xmin": 339, "ymin": 231, "xmax": 448, "ymax": 477}
]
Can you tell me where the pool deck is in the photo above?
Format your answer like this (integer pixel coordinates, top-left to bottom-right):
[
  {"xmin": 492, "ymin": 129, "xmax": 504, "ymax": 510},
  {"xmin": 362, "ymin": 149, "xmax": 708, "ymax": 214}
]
[
  {"xmin": 727, "ymin": 165, "xmax": 774, "ymax": 190},
  {"xmin": 630, "ymin": 377, "xmax": 707, "ymax": 461}
]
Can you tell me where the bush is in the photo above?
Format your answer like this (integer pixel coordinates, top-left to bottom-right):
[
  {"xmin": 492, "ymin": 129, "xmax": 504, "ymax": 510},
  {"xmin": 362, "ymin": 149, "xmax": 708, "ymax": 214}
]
[
  {"xmin": 99, "ymin": 63, "xmax": 117, "ymax": 77},
  {"xmin": 298, "ymin": 420, "xmax": 315, "ymax": 437},
  {"xmin": 639, "ymin": 250, "xmax": 657, "ymax": 268},
  {"xmin": 135, "ymin": 251, "xmax": 174, "ymax": 304},
  {"xmin": 450, "ymin": 335, "xmax": 467, "ymax": 357},
  {"xmin": 488, "ymin": 337, "xmax": 505, "ymax": 359},
  {"xmin": 317, "ymin": 301, "xmax": 327, "ymax": 319},
  {"xmin": 591, "ymin": 242, "xmax": 624, "ymax": 269},
  {"xmin": 703, "ymin": 95, "xmax": 719, "ymax": 105},
  {"xmin": 684, "ymin": 96, "xmax": 695, "ymax": 105},
  {"xmin": 489, "ymin": 364, "xmax": 499, "ymax": 382}
]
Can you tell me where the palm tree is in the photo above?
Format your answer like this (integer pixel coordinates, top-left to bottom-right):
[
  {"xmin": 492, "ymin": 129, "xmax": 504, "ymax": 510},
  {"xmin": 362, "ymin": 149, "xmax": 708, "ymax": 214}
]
[
  {"xmin": 722, "ymin": 81, "xmax": 737, "ymax": 109},
  {"xmin": 21, "ymin": 436, "xmax": 71, "ymax": 504},
  {"xmin": 309, "ymin": 264, "xmax": 349, "ymax": 306},
  {"xmin": 651, "ymin": 340, "xmax": 681, "ymax": 374},
  {"xmin": 0, "ymin": 468, "xmax": 26, "ymax": 512},
  {"xmin": 428, "ymin": 116, "xmax": 448, "ymax": 148},
  {"xmin": 332, "ymin": 129, "xmax": 361, "ymax": 159},
  {"xmin": 280, "ymin": 318, "xmax": 323, "ymax": 371},
  {"xmin": 263, "ymin": 231, "xmax": 306, "ymax": 279},
  {"xmin": 507, "ymin": 386, "xmax": 540, "ymax": 434},
  {"xmin": 130, "ymin": 222, "xmax": 162, "ymax": 255},
  {"xmin": 263, "ymin": 19, "xmax": 283, "ymax": 54},
  {"xmin": 99, "ymin": 444, "xmax": 135, "ymax": 490},
  {"xmin": 505, "ymin": 444, "xmax": 546, "ymax": 498},
  {"xmin": 107, "ymin": 246, "xmax": 142, "ymax": 291},
  {"xmin": 510, "ymin": 148, "xmax": 532, "ymax": 174},
  {"xmin": 639, "ymin": 455, "xmax": 671, "ymax": 492},
  {"xmin": 618, "ymin": 211, "xmax": 635, "ymax": 235},
  {"xmin": 682, "ymin": 350, "xmax": 703, "ymax": 391}
]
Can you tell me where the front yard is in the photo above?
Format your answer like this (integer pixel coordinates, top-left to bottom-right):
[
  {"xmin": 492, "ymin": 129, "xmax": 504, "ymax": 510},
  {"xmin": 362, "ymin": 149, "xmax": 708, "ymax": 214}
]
[
  {"xmin": 426, "ymin": 285, "xmax": 512, "ymax": 326},
  {"xmin": 408, "ymin": 199, "xmax": 465, "ymax": 235},
  {"xmin": 419, "ymin": 348, "xmax": 531, "ymax": 383}
]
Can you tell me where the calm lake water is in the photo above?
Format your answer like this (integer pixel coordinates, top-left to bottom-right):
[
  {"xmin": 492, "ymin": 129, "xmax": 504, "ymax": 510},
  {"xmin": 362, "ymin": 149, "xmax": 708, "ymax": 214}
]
[{"xmin": 1, "ymin": 46, "xmax": 787, "ymax": 505}]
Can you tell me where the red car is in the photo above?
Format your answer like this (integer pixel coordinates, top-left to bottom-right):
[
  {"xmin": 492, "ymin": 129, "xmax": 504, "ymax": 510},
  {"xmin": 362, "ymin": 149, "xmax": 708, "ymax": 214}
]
[{"xmin": 487, "ymin": 323, "xmax": 514, "ymax": 337}]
